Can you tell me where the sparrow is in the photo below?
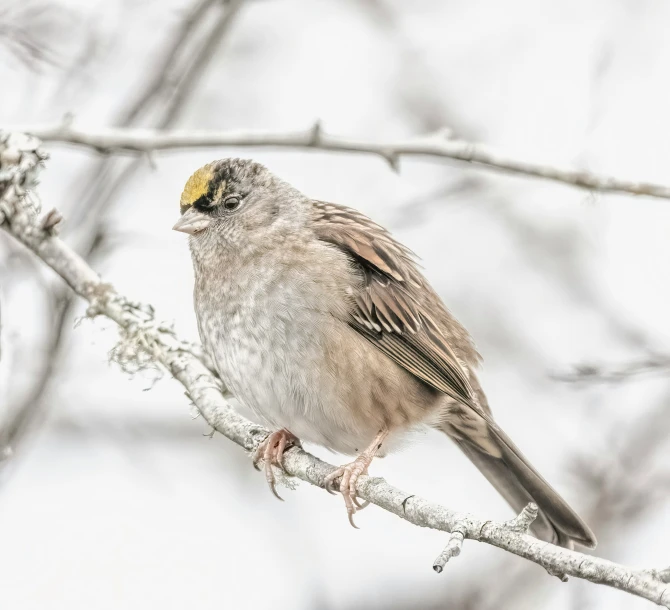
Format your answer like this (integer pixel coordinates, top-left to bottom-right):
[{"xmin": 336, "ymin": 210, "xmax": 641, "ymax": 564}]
[{"xmin": 173, "ymin": 158, "xmax": 596, "ymax": 549}]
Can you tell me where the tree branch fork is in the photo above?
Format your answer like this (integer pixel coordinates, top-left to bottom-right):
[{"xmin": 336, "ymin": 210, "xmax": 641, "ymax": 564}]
[{"xmin": 1, "ymin": 131, "xmax": 669, "ymax": 607}]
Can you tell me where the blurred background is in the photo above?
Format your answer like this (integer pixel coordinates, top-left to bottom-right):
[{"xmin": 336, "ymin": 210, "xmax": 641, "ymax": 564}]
[{"xmin": 2, "ymin": 0, "xmax": 670, "ymax": 608}]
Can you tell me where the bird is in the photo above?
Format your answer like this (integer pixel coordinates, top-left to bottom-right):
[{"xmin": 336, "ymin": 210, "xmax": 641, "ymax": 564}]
[{"xmin": 173, "ymin": 157, "xmax": 596, "ymax": 549}]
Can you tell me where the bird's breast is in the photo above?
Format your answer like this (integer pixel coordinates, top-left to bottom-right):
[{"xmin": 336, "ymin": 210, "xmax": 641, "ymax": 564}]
[
  {"xmin": 193, "ymin": 250, "xmax": 351, "ymax": 441},
  {"xmin": 192, "ymin": 243, "xmax": 441, "ymax": 454}
]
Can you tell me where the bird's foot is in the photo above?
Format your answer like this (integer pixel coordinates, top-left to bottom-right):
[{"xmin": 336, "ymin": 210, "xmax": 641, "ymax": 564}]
[
  {"xmin": 323, "ymin": 428, "xmax": 389, "ymax": 528},
  {"xmin": 323, "ymin": 453, "xmax": 374, "ymax": 528},
  {"xmin": 252, "ymin": 429, "xmax": 300, "ymax": 501}
]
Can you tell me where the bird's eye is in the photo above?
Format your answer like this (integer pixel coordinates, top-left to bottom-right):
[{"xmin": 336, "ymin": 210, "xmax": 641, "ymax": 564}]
[{"xmin": 223, "ymin": 195, "xmax": 241, "ymax": 211}]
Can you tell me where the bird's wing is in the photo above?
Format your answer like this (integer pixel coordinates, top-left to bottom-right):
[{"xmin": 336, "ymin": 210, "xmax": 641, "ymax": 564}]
[{"xmin": 311, "ymin": 200, "xmax": 481, "ymax": 411}]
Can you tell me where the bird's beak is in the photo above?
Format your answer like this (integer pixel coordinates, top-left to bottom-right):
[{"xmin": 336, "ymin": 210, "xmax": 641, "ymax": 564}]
[{"xmin": 172, "ymin": 207, "xmax": 212, "ymax": 235}]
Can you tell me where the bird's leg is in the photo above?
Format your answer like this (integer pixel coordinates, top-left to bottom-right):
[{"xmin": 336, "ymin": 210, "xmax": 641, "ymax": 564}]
[
  {"xmin": 252, "ymin": 428, "xmax": 301, "ymax": 501},
  {"xmin": 323, "ymin": 428, "xmax": 389, "ymax": 528}
]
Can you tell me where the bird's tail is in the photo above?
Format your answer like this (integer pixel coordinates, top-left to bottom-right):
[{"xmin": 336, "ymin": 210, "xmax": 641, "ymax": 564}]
[{"xmin": 441, "ymin": 418, "xmax": 596, "ymax": 549}]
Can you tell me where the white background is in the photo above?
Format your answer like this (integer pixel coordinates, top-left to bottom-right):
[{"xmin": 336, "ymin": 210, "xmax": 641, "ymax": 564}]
[{"xmin": 1, "ymin": 1, "xmax": 670, "ymax": 609}]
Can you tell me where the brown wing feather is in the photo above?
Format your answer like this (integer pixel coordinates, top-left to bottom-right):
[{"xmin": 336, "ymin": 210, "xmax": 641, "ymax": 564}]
[
  {"xmin": 311, "ymin": 200, "xmax": 481, "ymax": 411},
  {"xmin": 312, "ymin": 202, "xmax": 596, "ymax": 549}
]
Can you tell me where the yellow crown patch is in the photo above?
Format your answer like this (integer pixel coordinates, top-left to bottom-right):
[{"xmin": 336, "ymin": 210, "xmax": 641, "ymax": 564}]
[{"xmin": 181, "ymin": 165, "xmax": 218, "ymax": 213}]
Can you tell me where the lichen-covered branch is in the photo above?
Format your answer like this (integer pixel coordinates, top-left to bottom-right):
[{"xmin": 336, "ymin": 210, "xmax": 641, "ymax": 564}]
[
  {"xmin": 9, "ymin": 121, "xmax": 670, "ymax": 200},
  {"xmin": 1, "ymin": 131, "xmax": 669, "ymax": 608}
]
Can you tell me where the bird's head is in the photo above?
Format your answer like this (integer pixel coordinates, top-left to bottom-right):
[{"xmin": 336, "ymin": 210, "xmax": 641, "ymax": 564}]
[{"xmin": 173, "ymin": 158, "xmax": 303, "ymax": 249}]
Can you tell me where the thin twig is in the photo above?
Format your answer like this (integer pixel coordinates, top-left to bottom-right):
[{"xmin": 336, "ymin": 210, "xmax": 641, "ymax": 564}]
[
  {"xmin": 2, "ymin": 132, "xmax": 670, "ymax": 609},
  {"xmin": 554, "ymin": 355, "xmax": 670, "ymax": 384},
  {"xmin": 8, "ymin": 122, "xmax": 670, "ymax": 200}
]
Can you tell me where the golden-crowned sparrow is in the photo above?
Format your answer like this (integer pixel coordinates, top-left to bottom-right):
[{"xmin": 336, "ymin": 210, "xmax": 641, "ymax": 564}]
[{"xmin": 173, "ymin": 158, "xmax": 596, "ymax": 548}]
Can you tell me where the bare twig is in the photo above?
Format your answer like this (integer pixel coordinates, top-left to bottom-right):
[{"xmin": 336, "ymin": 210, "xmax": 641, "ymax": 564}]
[
  {"xmin": 119, "ymin": 0, "xmax": 220, "ymax": 126},
  {"xmin": 554, "ymin": 355, "xmax": 670, "ymax": 384},
  {"xmin": 0, "ymin": 2, "xmax": 59, "ymax": 69},
  {"xmin": 8, "ymin": 122, "xmax": 670, "ymax": 200},
  {"xmin": 573, "ymin": 393, "xmax": 670, "ymax": 531},
  {"xmin": 432, "ymin": 529, "xmax": 465, "ymax": 573},
  {"xmin": 161, "ymin": 0, "xmax": 244, "ymax": 123},
  {"xmin": 2, "ymin": 132, "xmax": 670, "ymax": 609}
]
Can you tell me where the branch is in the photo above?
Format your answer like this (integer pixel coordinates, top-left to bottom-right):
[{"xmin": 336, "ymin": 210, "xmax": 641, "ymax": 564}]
[
  {"xmin": 118, "ymin": 0, "xmax": 221, "ymax": 126},
  {"xmin": 2, "ymin": 131, "xmax": 669, "ymax": 609},
  {"xmin": 0, "ymin": 0, "xmax": 246, "ymax": 469},
  {"xmin": 0, "ymin": 2, "xmax": 59, "ymax": 69},
  {"xmin": 553, "ymin": 355, "xmax": 670, "ymax": 384},
  {"xmin": 8, "ymin": 121, "xmax": 670, "ymax": 200}
]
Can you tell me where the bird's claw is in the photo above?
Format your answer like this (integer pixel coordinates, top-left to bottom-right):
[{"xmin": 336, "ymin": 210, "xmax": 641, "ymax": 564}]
[
  {"xmin": 353, "ymin": 496, "xmax": 370, "ymax": 510},
  {"xmin": 323, "ymin": 454, "xmax": 374, "ymax": 528},
  {"xmin": 252, "ymin": 429, "xmax": 300, "ymax": 501}
]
